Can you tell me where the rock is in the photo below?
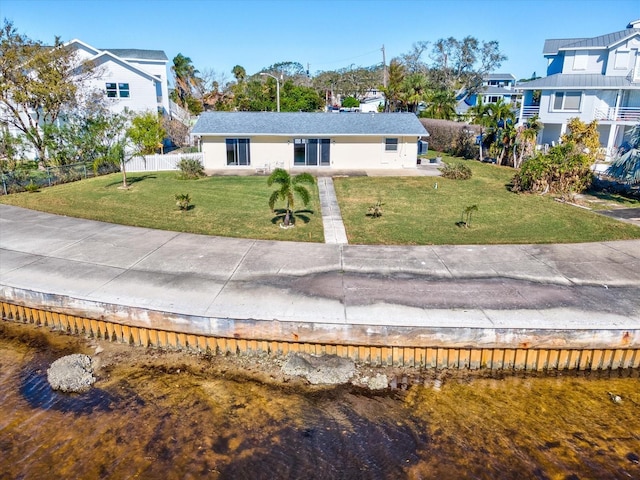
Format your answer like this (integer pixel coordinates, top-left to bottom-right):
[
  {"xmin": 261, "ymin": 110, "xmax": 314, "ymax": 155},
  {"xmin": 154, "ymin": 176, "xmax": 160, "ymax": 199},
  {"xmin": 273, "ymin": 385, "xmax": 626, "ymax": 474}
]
[
  {"xmin": 281, "ymin": 353, "xmax": 355, "ymax": 385},
  {"xmin": 365, "ymin": 373, "xmax": 389, "ymax": 390},
  {"xmin": 47, "ymin": 354, "xmax": 96, "ymax": 393}
]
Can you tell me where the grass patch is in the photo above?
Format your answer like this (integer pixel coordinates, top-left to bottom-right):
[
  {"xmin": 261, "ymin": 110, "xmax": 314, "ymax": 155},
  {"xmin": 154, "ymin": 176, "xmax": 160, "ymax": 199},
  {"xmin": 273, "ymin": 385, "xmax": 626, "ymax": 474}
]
[
  {"xmin": 0, "ymin": 172, "xmax": 324, "ymax": 242},
  {"xmin": 1, "ymin": 159, "xmax": 639, "ymax": 245},
  {"xmin": 334, "ymin": 157, "xmax": 640, "ymax": 245}
]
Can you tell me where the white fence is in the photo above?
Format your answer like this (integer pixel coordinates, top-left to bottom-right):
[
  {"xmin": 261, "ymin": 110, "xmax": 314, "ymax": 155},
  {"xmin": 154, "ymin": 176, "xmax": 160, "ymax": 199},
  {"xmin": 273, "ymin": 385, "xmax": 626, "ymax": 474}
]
[{"xmin": 127, "ymin": 153, "xmax": 204, "ymax": 172}]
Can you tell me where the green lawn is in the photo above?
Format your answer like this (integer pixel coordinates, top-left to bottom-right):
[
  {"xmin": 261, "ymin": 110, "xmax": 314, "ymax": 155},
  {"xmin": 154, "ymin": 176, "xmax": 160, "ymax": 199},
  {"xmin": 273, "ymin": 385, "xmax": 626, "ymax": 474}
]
[
  {"xmin": 0, "ymin": 172, "xmax": 325, "ymax": 242},
  {"xmin": 333, "ymin": 158, "xmax": 640, "ymax": 245},
  {"xmin": 1, "ymin": 160, "xmax": 639, "ymax": 245}
]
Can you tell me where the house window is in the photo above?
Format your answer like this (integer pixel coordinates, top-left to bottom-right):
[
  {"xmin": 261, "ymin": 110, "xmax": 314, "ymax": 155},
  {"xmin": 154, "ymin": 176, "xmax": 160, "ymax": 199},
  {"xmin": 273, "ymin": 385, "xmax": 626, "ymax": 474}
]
[
  {"xmin": 614, "ymin": 51, "xmax": 630, "ymax": 70},
  {"xmin": 573, "ymin": 51, "xmax": 588, "ymax": 70},
  {"xmin": 485, "ymin": 96, "xmax": 500, "ymax": 104},
  {"xmin": 293, "ymin": 138, "xmax": 330, "ymax": 166},
  {"xmin": 385, "ymin": 138, "xmax": 398, "ymax": 151},
  {"xmin": 106, "ymin": 83, "xmax": 117, "ymax": 98},
  {"xmin": 226, "ymin": 138, "xmax": 250, "ymax": 166},
  {"xmin": 118, "ymin": 83, "xmax": 130, "ymax": 98},
  {"xmin": 106, "ymin": 82, "xmax": 130, "ymax": 98},
  {"xmin": 552, "ymin": 91, "xmax": 582, "ymax": 111}
]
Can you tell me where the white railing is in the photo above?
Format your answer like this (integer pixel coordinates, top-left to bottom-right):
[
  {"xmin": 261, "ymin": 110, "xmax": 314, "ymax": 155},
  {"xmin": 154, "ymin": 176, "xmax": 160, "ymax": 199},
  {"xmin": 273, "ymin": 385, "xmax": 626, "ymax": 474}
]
[
  {"xmin": 127, "ymin": 152, "xmax": 204, "ymax": 172},
  {"xmin": 593, "ymin": 106, "xmax": 640, "ymax": 122},
  {"xmin": 520, "ymin": 106, "xmax": 540, "ymax": 119}
]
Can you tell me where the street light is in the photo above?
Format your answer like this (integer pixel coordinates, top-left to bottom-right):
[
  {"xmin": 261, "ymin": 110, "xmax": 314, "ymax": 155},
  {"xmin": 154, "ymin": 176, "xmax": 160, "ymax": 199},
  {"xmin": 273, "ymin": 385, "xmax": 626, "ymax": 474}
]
[{"xmin": 260, "ymin": 72, "xmax": 281, "ymax": 112}]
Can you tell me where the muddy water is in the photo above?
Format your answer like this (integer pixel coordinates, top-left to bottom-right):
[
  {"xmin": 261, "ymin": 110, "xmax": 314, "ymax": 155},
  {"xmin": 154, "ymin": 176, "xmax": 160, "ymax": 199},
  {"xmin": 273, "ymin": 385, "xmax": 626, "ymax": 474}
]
[{"xmin": 1, "ymin": 321, "xmax": 639, "ymax": 480}]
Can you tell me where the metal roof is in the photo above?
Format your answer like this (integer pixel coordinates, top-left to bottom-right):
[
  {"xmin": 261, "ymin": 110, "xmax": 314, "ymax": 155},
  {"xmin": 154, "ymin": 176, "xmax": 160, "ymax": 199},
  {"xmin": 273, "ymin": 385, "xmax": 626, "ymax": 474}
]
[
  {"xmin": 101, "ymin": 48, "xmax": 168, "ymax": 61},
  {"xmin": 191, "ymin": 112, "xmax": 428, "ymax": 136},
  {"xmin": 517, "ymin": 73, "xmax": 640, "ymax": 90},
  {"xmin": 543, "ymin": 28, "xmax": 639, "ymax": 55},
  {"xmin": 484, "ymin": 73, "xmax": 516, "ymax": 80}
]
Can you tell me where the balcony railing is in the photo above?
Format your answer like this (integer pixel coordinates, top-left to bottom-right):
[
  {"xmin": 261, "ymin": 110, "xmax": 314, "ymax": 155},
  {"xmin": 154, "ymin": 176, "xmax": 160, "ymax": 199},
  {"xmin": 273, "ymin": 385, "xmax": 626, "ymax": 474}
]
[
  {"xmin": 593, "ymin": 107, "xmax": 640, "ymax": 122},
  {"xmin": 520, "ymin": 106, "xmax": 540, "ymax": 119}
]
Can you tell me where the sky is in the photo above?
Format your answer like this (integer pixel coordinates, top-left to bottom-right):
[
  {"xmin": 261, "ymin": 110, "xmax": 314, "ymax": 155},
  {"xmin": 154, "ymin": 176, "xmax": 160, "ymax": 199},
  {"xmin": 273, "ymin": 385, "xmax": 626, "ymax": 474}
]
[{"xmin": 2, "ymin": 0, "xmax": 639, "ymax": 85}]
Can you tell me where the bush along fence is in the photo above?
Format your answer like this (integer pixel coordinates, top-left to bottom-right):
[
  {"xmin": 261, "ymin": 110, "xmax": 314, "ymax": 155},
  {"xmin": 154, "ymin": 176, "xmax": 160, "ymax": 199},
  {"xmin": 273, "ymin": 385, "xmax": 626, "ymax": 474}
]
[
  {"xmin": 127, "ymin": 152, "xmax": 204, "ymax": 173},
  {"xmin": 0, "ymin": 161, "xmax": 119, "ymax": 195}
]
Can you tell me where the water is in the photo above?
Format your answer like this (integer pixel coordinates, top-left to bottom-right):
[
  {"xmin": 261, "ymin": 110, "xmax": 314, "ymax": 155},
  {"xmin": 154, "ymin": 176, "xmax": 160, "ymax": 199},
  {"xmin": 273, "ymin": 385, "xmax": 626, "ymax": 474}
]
[{"xmin": 1, "ymin": 321, "xmax": 639, "ymax": 479}]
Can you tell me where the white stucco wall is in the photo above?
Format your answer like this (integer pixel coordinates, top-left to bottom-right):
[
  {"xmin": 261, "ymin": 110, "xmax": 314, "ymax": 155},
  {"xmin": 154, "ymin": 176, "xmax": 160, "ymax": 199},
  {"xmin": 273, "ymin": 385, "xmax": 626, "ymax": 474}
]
[{"xmin": 199, "ymin": 135, "xmax": 420, "ymax": 171}]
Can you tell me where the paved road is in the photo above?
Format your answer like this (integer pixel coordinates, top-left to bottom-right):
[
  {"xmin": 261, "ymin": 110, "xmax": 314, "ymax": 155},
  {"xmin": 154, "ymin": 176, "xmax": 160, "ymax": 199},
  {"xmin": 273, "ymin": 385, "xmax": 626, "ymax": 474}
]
[
  {"xmin": 1, "ymin": 204, "xmax": 639, "ymax": 332},
  {"xmin": 598, "ymin": 207, "xmax": 640, "ymax": 227}
]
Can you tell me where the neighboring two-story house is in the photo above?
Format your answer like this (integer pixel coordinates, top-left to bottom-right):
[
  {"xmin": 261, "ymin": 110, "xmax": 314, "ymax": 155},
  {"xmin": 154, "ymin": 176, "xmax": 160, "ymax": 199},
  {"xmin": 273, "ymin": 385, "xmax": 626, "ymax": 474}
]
[
  {"xmin": 65, "ymin": 39, "xmax": 170, "ymax": 116},
  {"xmin": 518, "ymin": 20, "xmax": 640, "ymax": 158},
  {"xmin": 456, "ymin": 73, "xmax": 520, "ymax": 116}
]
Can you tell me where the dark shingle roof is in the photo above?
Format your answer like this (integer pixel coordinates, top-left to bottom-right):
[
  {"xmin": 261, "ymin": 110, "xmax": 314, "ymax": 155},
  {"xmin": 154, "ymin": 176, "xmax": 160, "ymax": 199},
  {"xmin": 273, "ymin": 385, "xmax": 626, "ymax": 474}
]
[
  {"xmin": 192, "ymin": 112, "xmax": 428, "ymax": 136},
  {"xmin": 102, "ymin": 48, "xmax": 168, "ymax": 61},
  {"xmin": 517, "ymin": 73, "xmax": 640, "ymax": 90}
]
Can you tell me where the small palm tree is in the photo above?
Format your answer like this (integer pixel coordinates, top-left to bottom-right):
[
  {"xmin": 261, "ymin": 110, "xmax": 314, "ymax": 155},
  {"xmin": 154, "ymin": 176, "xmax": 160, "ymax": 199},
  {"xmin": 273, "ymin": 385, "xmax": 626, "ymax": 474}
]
[
  {"xmin": 606, "ymin": 123, "xmax": 640, "ymax": 184},
  {"xmin": 267, "ymin": 168, "xmax": 315, "ymax": 226}
]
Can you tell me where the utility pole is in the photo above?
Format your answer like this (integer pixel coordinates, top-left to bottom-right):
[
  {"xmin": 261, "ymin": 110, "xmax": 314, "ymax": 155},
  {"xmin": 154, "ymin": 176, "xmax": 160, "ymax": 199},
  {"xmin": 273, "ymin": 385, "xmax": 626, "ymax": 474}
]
[{"xmin": 382, "ymin": 44, "xmax": 388, "ymax": 88}]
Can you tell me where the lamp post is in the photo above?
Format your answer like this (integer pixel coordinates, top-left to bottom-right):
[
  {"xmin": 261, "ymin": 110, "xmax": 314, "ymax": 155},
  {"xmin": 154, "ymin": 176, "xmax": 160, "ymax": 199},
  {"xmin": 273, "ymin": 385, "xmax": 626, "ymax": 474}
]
[{"xmin": 260, "ymin": 72, "xmax": 281, "ymax": 112}]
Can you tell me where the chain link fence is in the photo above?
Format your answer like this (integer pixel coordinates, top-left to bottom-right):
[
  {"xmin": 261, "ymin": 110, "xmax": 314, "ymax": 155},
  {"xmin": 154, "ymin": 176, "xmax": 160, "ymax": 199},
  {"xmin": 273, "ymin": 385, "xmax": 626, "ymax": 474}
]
[{"xmin": 1, "ymin": 162, "xmax": 120, "ymax": 195}]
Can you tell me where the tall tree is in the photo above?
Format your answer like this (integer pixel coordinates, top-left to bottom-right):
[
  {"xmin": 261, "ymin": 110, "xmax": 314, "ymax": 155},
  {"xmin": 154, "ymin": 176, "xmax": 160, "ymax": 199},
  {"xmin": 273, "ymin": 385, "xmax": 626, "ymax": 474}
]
[
  {"xmin": 267, "ymin": 168, "xmax": 315, "ymax": 227},
  {"xmin": 429, "ymin": 36, "xmax": 506, "ymax": 94},
  {"xmin": 380, "ymin": 60, "xmax": 405, "ymax": 112},
  {"xmin": 170, "ymin": 53, "xmax": 202, "ymax": 114},
  {"xmin": 0, "ymin": 20, "xmax": 95, "ymax": 164},
  {"xmin": 402, "ymin": 72, "xmax": 430, "ymax": 113}
]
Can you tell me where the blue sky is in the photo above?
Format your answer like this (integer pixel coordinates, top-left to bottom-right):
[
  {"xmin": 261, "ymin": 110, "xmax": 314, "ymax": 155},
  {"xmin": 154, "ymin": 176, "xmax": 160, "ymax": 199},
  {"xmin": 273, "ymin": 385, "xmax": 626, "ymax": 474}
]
[{"xmin": 2, "ymin": 0, "xmax": 639, "ymax": 84}]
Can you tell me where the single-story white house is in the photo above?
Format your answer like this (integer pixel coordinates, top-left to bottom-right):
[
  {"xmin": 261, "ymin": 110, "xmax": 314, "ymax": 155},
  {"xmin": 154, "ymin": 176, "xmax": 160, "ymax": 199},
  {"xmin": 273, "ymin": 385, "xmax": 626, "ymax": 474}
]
[{"xmin": 190, "ymin": 112, "xmax": 429, "ymax": 171}]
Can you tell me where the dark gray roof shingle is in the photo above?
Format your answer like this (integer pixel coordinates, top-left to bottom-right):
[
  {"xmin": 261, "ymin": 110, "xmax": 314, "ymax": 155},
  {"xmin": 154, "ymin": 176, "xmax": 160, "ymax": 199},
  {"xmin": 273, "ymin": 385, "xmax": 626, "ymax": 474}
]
[{"xmin": 192, "ymin": 112, "xmax": 428, "ymax": 136}]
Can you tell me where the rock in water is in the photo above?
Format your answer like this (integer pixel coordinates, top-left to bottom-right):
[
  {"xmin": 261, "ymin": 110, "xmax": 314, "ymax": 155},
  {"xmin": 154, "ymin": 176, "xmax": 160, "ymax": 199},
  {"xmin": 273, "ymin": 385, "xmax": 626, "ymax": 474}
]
[
  {"xmin": 282, "ymin": 353, "xmax": 355, "ymax": 385},
  {"xmin": 47, "ymin": 354, "xmax": 96, "ymax": 393}
]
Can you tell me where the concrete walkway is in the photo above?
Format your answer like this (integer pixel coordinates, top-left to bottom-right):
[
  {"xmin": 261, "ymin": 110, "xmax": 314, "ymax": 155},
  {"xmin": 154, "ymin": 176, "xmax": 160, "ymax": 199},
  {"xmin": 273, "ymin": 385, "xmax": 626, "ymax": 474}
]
[
  {"xmin": 1, "ymin": 204, "xmax": 639, "ymax": 335},
  {"xmin": 317, "ymin": 177, "xmax": 348, "ymax": 244}
]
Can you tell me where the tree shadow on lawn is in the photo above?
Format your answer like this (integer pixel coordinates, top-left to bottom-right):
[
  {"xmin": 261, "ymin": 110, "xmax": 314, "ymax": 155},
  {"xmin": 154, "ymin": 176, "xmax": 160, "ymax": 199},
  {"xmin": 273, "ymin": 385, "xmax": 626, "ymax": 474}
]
[
  {"xmin": 105, "ymin": 174, "xmax": 157, "ymax": 188},
  {"xmin": 271, "ymin": 208, "xmax": 315, "ymax": 225}
]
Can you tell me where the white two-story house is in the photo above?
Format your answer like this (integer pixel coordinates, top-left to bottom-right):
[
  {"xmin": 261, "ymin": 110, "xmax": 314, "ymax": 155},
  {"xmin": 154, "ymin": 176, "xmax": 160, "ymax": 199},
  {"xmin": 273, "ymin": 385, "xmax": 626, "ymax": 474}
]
[
  {"xmin": 518, "ymin": 20, "xmax": 640, "ymax": 158},
  {"xmin": 66, "ymin": 39, "xmax": 170, "ymax": 116}
]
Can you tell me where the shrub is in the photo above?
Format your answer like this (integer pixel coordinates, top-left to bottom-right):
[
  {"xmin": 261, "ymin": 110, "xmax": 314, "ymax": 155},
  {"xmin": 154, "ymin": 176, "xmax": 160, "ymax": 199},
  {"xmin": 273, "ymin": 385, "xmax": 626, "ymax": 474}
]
[
  {"xmin": 367, "ymin": 200, "xmax": 384, "ymax": 218},
  {"xmin": 342, "ymin": 97, "xmax": 360, "ymax": 108},
  {"xmin": 440, "ymin": 162, "xmax": 473, "ymax": 180},
  {"xmin": 420, "ymin": 119, "xmax": 480, "ymax": 159},
  {"xmin": 512, "ymin": 144, "xmax": 593, "ymax": 196},
  {"xmin": 175, "ymin": 193, "xmax": 192, "ymax": 210},
  {"xmin": 177, "ymin": 157, "xmax": 205, "ymax": 179}
]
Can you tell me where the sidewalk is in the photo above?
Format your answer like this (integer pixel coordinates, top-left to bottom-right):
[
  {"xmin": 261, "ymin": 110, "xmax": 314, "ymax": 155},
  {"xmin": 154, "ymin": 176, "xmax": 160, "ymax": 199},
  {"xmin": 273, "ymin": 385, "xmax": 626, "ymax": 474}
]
[
  {"xmin": 1, "ymin": 204, "xmax": 639, "ymax": 334},
  {"xmin": 317, "ymin": 176, "xmax": 348, "ymax": 244}
]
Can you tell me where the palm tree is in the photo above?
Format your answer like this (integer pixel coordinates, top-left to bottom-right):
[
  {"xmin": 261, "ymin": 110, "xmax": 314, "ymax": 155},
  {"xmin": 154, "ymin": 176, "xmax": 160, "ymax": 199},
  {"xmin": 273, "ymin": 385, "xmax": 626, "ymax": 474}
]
[
  {"xmin": 606, "ymin": 123, "xmax": 640, "ymax": 184},
  {"xmin": 424, "ymin": 89, "xmax": 457, "ymax": 120},
  {"xmin": 380, "ymin": 60, "xmax": 405, "ymax": 112},
  {"xmin": 468, "ymin": 97, "xmax": 492, "ymax": 128},
  {"xmin": 267, "ymin": 168, "xmax": 315, "ymax": 226},
  {"xmin": 514, "ymin": 115, "xmax": 542, "ymax": 168},
  {"xmin": 171, "ymin": 54, "xmax": 201, "ymax": 112},
  {"xmin": 402, "ymin": 72, "xmax": 429, "ymax": 113}
]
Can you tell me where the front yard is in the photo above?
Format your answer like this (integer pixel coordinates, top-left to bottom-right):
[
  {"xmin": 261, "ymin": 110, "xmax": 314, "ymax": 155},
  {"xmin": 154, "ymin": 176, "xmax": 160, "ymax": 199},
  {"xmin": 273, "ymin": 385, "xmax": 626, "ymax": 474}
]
[{"xmin": 1, "ymin": 157, "xmax": 639, "ymax": 245}]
